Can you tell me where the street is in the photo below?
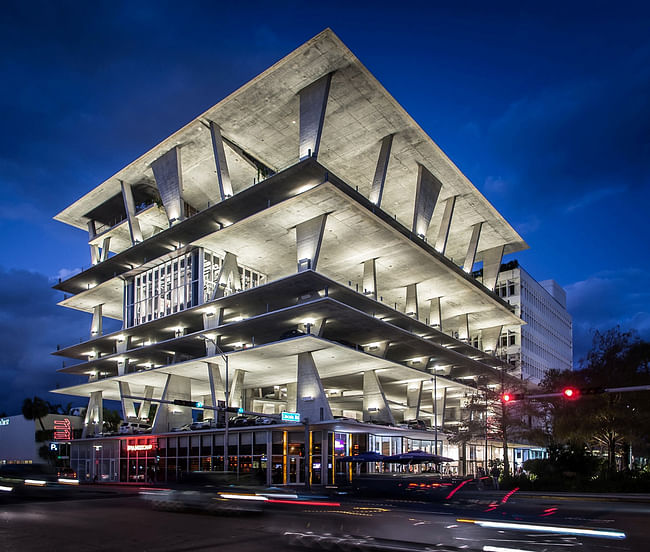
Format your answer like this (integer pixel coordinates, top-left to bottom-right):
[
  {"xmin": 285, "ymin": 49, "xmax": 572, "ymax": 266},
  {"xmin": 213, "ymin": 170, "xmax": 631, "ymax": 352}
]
[{"xmin": 1, "ymin": 486, "xmax": 648, "ymax": 551}]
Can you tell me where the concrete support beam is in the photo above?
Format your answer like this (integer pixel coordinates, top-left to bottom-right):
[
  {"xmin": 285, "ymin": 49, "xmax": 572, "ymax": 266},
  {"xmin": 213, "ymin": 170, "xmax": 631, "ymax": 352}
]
[
  {"xmin": 303, "ymin": 318, "xmax": 326, "ymax": 337},
  {"xmin": 362, "ymin": 258, "xmax": 378, "ymax": 300},
  {"xmin": 82, "ymin": 390, "xmax": 103, "ymax": 438},
  {"xmin": 363, "ymin": 340, "xmax": 389, "ymax": 358},
  {"xmin": 203, "ymin": 308, "xmax": 224, "ymax": 330},
  {"xmin": 152, "ymin": 374, "xmax": 192, "ymax": 433},
  {"xmin": 481, "ymin": 245, "xmax": 505, "ymax": 291},
  {"xmin": 428, "ymin": 297, "xmax": 442, "ymax": 329},
  {"xmin": 296, "ymin": 352, "xmax": 332, "ymax": 422},
  {"xmin": 286, "ymin": 382, "xmax": 297, "ymax": 413},
  {"xmin": 90, "ymin": 304, "xmax": 103, "ymax": 338},
  {"xmin": 296, "ymin": 214, "xmax": 327, "ymax": 272},
  {"xmin": 151, "ymin": 147, "xmax": 184, "ymax": 225},
  {"xmin": 212, "ymin": 252, "xmax": 242, "ymax": 299},
  {"xmin": 411, "ymin": 164, "xmax": 442, "ymax": 238},
  {"xmin": 119, "ymin": 381, "xmax": 137, "ymax": 421},
  {"xmin": 87, "ymin": 220, "xmax": 97, "ymax": 241},
  {"xmin": 480, "ymin": 325, "xmax": 503, "ymax": 354},
  {"xmin": 229, "ymin": 369, "xmax": 245, "ymax": 409},
  {"xmin": 405, "ymin": 283, "xmax": 419, "ymax": 319},
  {"xmin": 435, "ymin": 195, "xmax": 457, "ymax": 254},
  {"xmin": 120, "ymin": 180, "xmax": 144, "ymax": 243},
  {"xmin": 433, "ymin": 386, "xmax": 446, "ymax": 429},
  {"xmin": 463, "ymin": 222, "xmax": 483, "ymax": 273},
  {"xmin": 369, "ymin": 134, "xmax": 393, "ymax": 206},
  {"xmin": 206, "ymin": 362, "xmax": 226, "ymax": 420},
  {"xmin": 90, "ymin": 244, "xmax": 100, "ymax": 266},
  {"xmin": 299, "ymin": 73, "xmax": 332, "ymax": 160},
  {"xmin": 405, "ymin": 381, "xmax": 423, "ymax": 420},
  {"xmin": 209, "ymin": 121, "xmax": 233, "ymax": 201},
  {"xmin": 362, "ymin": 370, "xmax": 395, "ymax": 425},
  {"xmin": 138, "ymin": 385, "xmax": 154, "ymax": 422}
]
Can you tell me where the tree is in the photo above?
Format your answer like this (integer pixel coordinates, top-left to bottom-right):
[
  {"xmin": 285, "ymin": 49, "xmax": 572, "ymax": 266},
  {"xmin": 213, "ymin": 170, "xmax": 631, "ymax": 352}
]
[
  {"xmin": 103, "ymin": 409, "xmax": 122, "ymax": 433},
  {"xmin": 22, "ymin": 396, "xmax": 49, "ymax": 431}
]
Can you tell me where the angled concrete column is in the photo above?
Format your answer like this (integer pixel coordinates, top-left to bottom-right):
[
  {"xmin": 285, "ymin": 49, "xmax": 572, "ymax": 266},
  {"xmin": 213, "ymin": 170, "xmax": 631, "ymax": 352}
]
[
  {"xmin": 90, "ymin": 244, "xmax": 100, "ymax": 266},
  {"xmin": 480, "ymin": 325, "xmax": 503, "ymax": 354},
  {"xmin": 82, "ymin": 390, "xmax": 103, "ymax": 438},
  {"xmin": 362, "ymin": 258, "xmax": 378, "ymax": 299},
  {"xmin": 299, "ymin": 73, "xmax": 332, "ymax": 160},
  {"xmin": 100, "ymin": 237, "xmax": 111, "ymax": 262},
  {"xmin": 481, "ymin": 245, "xmax": 505, "ymax": 291},
  {"xmin": 458, "ymin": 313, "xmax": 470, "ymax": 342},
  {"xmin": 433, "ymin": 386, "xmax": 446, "ymax": 429},
  {"xmin": 229, "ymin": 369, "xmax": 245, "ymax": 409},
  {"xmin": 363, "ymin": 370, "xmax": 395, "ymax": 425},
  {"xmin": 303, "ymin": 318, "xmax": 326, "ymax": 337},
  {"xmin": 405, "ymin": 283, "xmax": 419, "ymax": 319},
  {"xmin": 428, "ymin": 297, "xmax": 442, "ymax": 329},
  {"xmin": 435, "ymin": 195, "xmax": 457, "ymax": 254},
  {"xmin": 296, "ymin": 214, "xmax": 327, "ymax": 271},
  {"xmin": 463, "ymin": 222, "xmax": 483, "ymax": 273},
  {"xmin": 90, "ymin": 304, "xmax": 103, "ymax": 338},
  {"xmin": 363, "ymin": 340, "xmax": 389, "ymax": 358},
  {"xmin": 151, "ymin": 146, "xmax": 184, "ymax": 224},
  {"xmin": 119, "ymin": 381, "xmax": 137, "ymax": 421},
  {"xmin": 203, "ymin": 308, "xmax": 224, "ymax": 330},
  {"xmin": 152, "ymin": 374, "xmax": 192, "ymax": 433},
  {"xmin": 411, "ymin": 164, "xmax": 442, "ymax": 238},
  {"xmin": 212, "ymin": 252, "xmax": 242, "ymax": 299},
  {"xmin": 206, "ymin": 362, "xmax": 226, "ymax": 420},
  {"xmin": 369, "ymin": 134, "xmax": 393, "ymax": 206},
  {"xmin": 209, "ymin": 121, "xmax": 234, "ymax": 201},
  {"xmin": 87, "ymin": 220, "xmax": 97, "ymax": 241},
  {"xmin": 405, "ymin": 381, "xmax": 423, "ymax": 420},
  {"xmin": 120, "ymin": 180, "xmax": 144, "ymax": 243},
  {"xmin": 138, "ymin": 385, "xmax": 154, "ymax": 422},
  {"xmin": 296, "ymin": 352, "xmax": 332, "ymax": 422},
  {"xmin": 286, "ymin": 382, "xmax": 297, "ymax": 413}
]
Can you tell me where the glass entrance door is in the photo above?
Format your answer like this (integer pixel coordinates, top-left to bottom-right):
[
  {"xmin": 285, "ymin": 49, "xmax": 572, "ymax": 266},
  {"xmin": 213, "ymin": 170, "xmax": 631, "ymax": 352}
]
[{"xmin": 287, "ymin": 456, "xmax": 302, "ymax": 484}]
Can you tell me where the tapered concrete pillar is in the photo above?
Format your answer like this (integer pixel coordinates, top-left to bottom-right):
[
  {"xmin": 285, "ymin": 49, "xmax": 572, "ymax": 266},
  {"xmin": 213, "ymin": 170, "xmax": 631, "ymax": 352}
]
[
  {"xmin": 432, "ymin": 386, "xmax": 446, "ymax": 429},
  {"xmin": 286, "ymin": 382, "xmax": 297, "ymax": 413},
  {"xmin": 302, "ymin": 318, "xmax": 326, "ymax": 337},
  {"xmin": 296, "ymin": 214, "xmax": 327, "ymax": 271},
  {"xmin": 119, "ymin": 381, "xmax": 137, "ymax": 421},
  {"xmin": 207, "ymin": 362, "xmax": 226, "ymax": 417},
  {"xmin": 363, "ymin": 341, "xmax": 390, "ymax": 359},
  {"xmin": 481, "ymin": 245, "xmax": 505, "ymax": 291},
  {"xmin": 82, "ymin": 390, "xmax": 103, "ymax": 438},
  {"xmin": 90, "ymin": 305, "xmax": 103, "ymax": 338},
  {"xmin": 138, "ymin": 385, "xmax": 154, "ymax": 422},
  {"xmin": 151, "ymin": 146, "xmax": 184, "ymax": 224},
  {"xmin": 369, "ymin": 134, "xmax": 393, "ymax": 206},
  {"xmin": 362, "ymin": 259, "xmax": 378, "ymax": 299},
  {"xmin": 428, "ymin": 297, "xmax": 442, "ymax": 329},
  {"xmin": 152, "ymin": 374, "xmax": 192, "ymax": 433},
  {"xmin": 229, "ymin": 369, "xmax": 245, "ymax": 409},
  {"xmin": 212, "ymin": 252, "xmax": 242, "ymax": 299},
  {"xmin": 203, "ymin": 308, "xmax": 224, "ymax": 331},
  {"xmin": 362, "ymin": 370, "xmax": 395, "ymax": 425},
  {"xmin": 405, "ymin": 381, "xmax": 423, "ymax": 420},
  {"xmin": 463, "ymin": 222, "xmax": 483, "ymax": 273},
  {"xmin": 296, "ymin": 352, "xmax": 332, "ymax": 422},
  {"xmin": 121, "ymin": 181, "xmax": 144, "ymax": 243},
  {"xmin": 87, "ymin": 220, "xmax": 97, "ymax": 241},
  {"xmin": 412, "ymin": 164, "xmax": 442, "ymax": 238},
  {"xmin": 209, "ymin": 121, "xmax": 234, "ymax": 201},
  {"xmin": 435, "ymin": 196, "xmax": 457, "ymax": 254},
  {"xmin": 481, "ymin": 325, "xmax": 503, "ymax": 354},
  {"xmin": 299, "ymin": 73, "xmax": 333, "ymax": 160},
  {"xmin": 405, "ymin": 283, "xmax": 419, "ymax": 319}
]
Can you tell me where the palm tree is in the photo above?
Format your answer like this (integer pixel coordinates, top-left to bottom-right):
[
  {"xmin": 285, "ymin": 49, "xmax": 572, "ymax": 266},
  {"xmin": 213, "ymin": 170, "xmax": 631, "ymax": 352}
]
[{"xmin": 22, "ymin": 396, "xmax": 49, "ymax": 431}]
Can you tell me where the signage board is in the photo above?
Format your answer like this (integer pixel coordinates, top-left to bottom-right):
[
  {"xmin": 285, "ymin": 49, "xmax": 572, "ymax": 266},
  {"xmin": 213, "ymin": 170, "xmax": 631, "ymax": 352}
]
[
  {"xmin": 49, "ymin": 442, "xmax": 60, "ymax": 452},
  {"xmin": 53, "ymin": 418, "xmax": 72, "ymax": 441},
  {"xmin": 127, "ymin": 444, "xmax": 154, "ymax": 452},
  {"xmin": 0, "ymin": 418, "xmax": 9, "ymax": 426},
  {"xmin": 281, "ymin": 412, "xmax": 301, "ymax": 422}
]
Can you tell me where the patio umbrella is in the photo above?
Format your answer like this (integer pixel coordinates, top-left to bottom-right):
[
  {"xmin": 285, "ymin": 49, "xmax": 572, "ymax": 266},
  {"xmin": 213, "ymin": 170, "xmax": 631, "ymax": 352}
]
[
  {"xmin": 384, "ymin": 450, "xmax": 454, "ymax": 464},
  {"xmin": 336, "ymin": 451, "xmax": 388, "ymax": 462}
]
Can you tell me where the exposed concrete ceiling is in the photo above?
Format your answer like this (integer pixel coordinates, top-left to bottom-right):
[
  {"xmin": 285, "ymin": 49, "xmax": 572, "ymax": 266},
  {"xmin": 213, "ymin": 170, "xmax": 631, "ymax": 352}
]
[{"xmin": 55, "ymin": 29, "xmax": 526, "ymax": 266}]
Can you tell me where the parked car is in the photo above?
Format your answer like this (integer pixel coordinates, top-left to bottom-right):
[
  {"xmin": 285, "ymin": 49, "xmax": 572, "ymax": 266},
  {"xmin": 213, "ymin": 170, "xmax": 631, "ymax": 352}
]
[
  {"xmin": 119, "ymin": 422, "xmax": 152, "ymax": 435},
  {"xmin": 252, "ymin": 416, "xmax": 277, "ymax": 425},
  {"xmin": 405, "ymin": 419, "xmax": 428, "ymax": 430},
  {"xmin": 280, "ymin": 328, "xmax": 305, "ymax": 340},
  {"xmin": 229, "ymin": 416, "xmax": 255, "ymax": 427},
  {"xmin": 171, "ymin": 423, "xmax": 193, "ymax": 432},
  {"xmin": 190, "ymin": 420, "xmax": 214, "ymax": 431}
]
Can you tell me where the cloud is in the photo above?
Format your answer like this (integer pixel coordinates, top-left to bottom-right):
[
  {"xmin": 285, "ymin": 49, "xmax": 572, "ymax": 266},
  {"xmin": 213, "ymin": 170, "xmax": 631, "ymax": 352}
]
[
  {"xmin": 0, "ymin": 267, "xmax": 89, "ymax": 414},
  {"xmin": 565, "ymin": 268, "xmax": 650, "ymax": 364}
]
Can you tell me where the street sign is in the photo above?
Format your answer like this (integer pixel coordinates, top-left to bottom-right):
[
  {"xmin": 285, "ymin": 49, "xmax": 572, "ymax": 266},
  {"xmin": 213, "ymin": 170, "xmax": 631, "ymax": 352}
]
[{"xmin": 281, "ymin": 412, "xmax": 301, "ymax": 422}]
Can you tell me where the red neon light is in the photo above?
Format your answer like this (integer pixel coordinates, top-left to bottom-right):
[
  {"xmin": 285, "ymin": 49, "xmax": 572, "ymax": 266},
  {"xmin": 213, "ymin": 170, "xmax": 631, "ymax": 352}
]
[
  {"xmin": 445, "ymin": 479, "xmax": 471, "ymax": 499},
  {"xmin": 501, "ymin": 487, "xmax": 519, "ymax": 504},
  {"xmin": 53, "ymin": 418, "xmax": 72, "ymax": 441},
  {"xmin": 266, "ymin": 499, "xmax": 341, "ymax": 507},
  {"xmin": 127, "ymin": 444, "xmax": 154, "ymax": 452}
]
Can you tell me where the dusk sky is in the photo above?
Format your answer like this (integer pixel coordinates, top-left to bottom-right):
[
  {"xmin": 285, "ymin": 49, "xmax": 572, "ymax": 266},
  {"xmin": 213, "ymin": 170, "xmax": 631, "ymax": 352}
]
[{"xmin": 1, "ymin": 1, "xmax": 648, "ymax": 413}]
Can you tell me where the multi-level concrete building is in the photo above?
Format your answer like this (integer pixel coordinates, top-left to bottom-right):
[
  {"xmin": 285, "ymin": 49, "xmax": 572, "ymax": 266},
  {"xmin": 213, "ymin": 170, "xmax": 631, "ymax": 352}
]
[
  {"xmin": 488, "ymin": 261, "xmax": 572, "ymax": 383},
  {"xmin": 52, "ymin": 29, "xmax": 537, "ymax": 484}
]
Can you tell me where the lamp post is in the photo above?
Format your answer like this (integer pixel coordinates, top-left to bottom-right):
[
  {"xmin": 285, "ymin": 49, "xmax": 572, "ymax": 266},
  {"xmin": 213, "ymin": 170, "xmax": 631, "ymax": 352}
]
[{"xmin": 200, "ymin": 334, "xmax": 229, "ymax": 473}]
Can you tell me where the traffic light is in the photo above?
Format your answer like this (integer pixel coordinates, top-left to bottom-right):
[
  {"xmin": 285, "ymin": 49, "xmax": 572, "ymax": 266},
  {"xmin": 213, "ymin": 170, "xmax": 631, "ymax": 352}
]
[
  {"xmin": 172, "ymin": 399, "xmax": 204, "ymax": 408},
  {"xmin": 562, "ymin": 387, "xmax": 579, "ymax": 400},
  {"xmin": 501, "ymin": 392, "xmax": 524, "ymax": 403}
]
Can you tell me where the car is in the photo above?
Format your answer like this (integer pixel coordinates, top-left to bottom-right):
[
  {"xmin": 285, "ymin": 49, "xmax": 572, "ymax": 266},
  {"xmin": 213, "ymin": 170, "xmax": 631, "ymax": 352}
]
[
  {"xmin": 171, "ymin": 423, "xmax": 193, "ymax": 432},
  {"xmin": 229, "ymin": 415, "xmax": 255, "ymax": 427},
  {"xmin": 119, "ymin": 422, "xmax": 152, "ymax": 435},
  {"xmin": 190, "ymin": 420, "xmax": 214, "ymax": 430},
  {"xmin": 57, "ymin": 467, "xmax": 77, "ymax": 479},
  {"xmin": 252, "ymin": 416, "xmax": 277, "ymax": 425},
  {"xmin": 405, "ymin": 419, "xmax": 428, "ymax": 430},
  {"xmin": 280, "ymin": 328, "xmax": 305, "ymax": 340}
]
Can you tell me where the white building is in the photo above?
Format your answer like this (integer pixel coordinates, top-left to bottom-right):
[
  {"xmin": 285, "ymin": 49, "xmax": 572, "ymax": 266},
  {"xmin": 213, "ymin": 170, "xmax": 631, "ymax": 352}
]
[{"xmin": 489, "ymin": 261, "xmax": 572, "ymax": 383}]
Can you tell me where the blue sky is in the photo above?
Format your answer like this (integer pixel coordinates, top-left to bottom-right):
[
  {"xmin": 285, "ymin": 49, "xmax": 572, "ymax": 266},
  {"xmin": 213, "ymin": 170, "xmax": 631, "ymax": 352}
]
[{"xmin": 1, "ymin": 1, "xmax": 648, "ymax": 413}]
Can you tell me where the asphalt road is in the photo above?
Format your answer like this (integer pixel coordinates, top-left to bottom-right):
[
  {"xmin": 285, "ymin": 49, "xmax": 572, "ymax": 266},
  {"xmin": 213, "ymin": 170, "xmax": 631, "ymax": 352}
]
[{"xmin": 1, "ymin": 487, "xmax": 648, "ymax": 552}]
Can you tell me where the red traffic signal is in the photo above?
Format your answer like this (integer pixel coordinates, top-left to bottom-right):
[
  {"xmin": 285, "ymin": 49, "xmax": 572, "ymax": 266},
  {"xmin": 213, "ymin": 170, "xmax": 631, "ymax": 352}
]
[
  {"xmin": 501, "ymin": 392, "xmax": 523, "ymax": 403},
  {"xmin": 502, "ymin": 393, "xmax": 513, "ymax": 403},
  {"xmin": 562, "ymin": 387, "xmax": 579, "ymax": 399}
]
